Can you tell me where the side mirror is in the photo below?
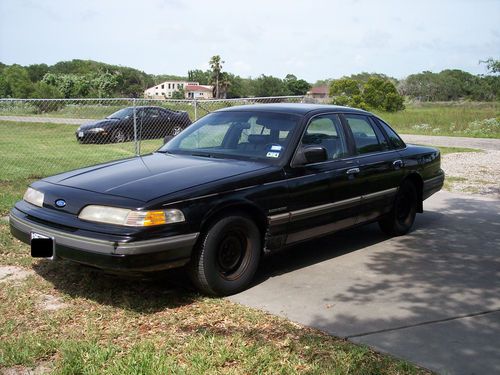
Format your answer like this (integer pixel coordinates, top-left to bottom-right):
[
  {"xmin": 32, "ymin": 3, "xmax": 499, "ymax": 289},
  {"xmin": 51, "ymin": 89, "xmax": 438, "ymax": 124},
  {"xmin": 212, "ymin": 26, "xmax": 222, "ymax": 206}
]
[
  {"xmin": 163, "ymin": 135, "xmax": 174, "ymax": 144},
  {"xmin": 293, "ymin": 145, "xmax": 328, "ymax": 166}
]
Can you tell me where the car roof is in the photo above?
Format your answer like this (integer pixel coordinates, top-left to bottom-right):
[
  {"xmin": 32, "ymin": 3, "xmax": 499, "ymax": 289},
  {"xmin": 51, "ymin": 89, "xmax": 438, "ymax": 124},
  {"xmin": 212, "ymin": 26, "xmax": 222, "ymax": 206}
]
[{"xmin": 215, "ymin": 103, "xmax": 371, "ymax": 116}]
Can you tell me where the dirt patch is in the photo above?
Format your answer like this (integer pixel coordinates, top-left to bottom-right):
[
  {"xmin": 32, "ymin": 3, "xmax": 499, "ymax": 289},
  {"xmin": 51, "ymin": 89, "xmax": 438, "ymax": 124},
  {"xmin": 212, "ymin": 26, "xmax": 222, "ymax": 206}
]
[
  {"xmin": 1, "ymin": 361, "xmax": 52, "ymax": 375},
  {"xmin": 37, "ymin": 294, "xmax": 67, "ymax": 311},
  {"xmin": 442, "ymin": 150, "xmax": 500, "ymax": 198},
  {"xmin": 0, "ymin": 266, "xmax": 34, "ymax": 284}
]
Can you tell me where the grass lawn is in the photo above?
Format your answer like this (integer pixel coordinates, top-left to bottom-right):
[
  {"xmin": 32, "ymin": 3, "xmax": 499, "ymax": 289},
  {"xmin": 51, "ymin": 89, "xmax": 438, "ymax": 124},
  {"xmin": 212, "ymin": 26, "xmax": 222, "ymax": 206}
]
[
  {"xmin": 0, "ymin": 119, "xmax": 431, "ymax": 373},
  {"xmin": 0, "ymin": 120, "xmax": 164, "ymax": 215},
  {"xmin": 374, "ymin": 101, "xmax": 500, "ymax": 138}
]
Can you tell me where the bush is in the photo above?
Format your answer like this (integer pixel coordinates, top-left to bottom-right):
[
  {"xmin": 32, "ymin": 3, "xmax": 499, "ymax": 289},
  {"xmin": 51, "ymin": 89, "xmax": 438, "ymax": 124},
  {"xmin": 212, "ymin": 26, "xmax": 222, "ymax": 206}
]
[
  {"xmin": 329, "ymin": 76, "xmax": 404, "ymax": 112},
  {"xmin": 31, "ymin": 82, "xmax": 65, "ymax": 113}
]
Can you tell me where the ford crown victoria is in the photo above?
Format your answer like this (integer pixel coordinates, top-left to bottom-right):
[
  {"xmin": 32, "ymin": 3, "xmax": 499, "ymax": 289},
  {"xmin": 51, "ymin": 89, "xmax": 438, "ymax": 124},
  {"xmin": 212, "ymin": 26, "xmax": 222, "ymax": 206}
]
[{"xmin": 10, "ymin": 104, "xmax": 444, "ymax": 295}]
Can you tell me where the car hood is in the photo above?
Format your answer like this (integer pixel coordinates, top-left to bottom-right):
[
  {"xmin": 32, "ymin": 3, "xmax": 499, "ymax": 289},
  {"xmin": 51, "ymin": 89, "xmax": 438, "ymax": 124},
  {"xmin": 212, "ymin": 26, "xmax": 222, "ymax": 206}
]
[
  {"xmin": 43, "ymin": 153, "xmax": 272, "ymax": 202},
  {"xmin": 79, "ymin": 118, "xmax": 119, "ymax": 130}
]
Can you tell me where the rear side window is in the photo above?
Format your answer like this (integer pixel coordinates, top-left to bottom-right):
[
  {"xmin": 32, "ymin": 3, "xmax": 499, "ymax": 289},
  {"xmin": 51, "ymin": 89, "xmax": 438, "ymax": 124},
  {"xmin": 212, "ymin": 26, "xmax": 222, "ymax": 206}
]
[
  {"xmin": 375, "ymin": 118, "xmax": 406, "ymax": 149},
  {"xmin": 344, "ymin": 114, "xmax": 388, "ymax": 154}
]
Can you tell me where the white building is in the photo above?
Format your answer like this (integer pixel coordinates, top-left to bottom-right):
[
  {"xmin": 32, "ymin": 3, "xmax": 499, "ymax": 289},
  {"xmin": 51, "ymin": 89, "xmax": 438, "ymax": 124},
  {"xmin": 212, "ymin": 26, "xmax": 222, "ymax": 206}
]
[{"xmin": 144, "ymin": 81, "xmax": 214, "ymax": 99}]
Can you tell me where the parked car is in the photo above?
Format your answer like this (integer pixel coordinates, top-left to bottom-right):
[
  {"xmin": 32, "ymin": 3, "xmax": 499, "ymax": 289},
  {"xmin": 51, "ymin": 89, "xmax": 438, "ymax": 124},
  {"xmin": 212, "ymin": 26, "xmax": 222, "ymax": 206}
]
[
  {"xmin": 11, "ymin": 104, "xmax": 444, "ymax": 296},
  {"xmin": 75, "ymin": 106, "xmax": 191, "ymax": 143}
]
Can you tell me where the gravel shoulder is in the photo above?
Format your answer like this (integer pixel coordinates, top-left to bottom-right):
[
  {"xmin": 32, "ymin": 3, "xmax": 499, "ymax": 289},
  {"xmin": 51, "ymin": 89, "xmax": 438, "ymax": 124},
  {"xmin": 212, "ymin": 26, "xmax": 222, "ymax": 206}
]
[{"xmin": 401, "ymin": 134, "xmax": 500, "ymax": 199}]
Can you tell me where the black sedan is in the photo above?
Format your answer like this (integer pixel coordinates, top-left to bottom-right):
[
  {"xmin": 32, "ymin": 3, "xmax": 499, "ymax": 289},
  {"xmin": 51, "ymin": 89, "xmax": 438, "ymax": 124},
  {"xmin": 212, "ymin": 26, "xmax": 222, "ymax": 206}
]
[
  {"xmin": 11, "ymin": 104, "xmax": 444, "ymax": 295},
  {"xmin": 76, "ymin": 106, "xmax": 192, "ymax": 143}
]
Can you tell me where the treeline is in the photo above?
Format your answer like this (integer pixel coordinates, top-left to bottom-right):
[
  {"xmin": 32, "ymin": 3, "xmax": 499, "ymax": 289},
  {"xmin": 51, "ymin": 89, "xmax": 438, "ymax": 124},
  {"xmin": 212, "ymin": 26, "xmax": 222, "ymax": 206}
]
[
  {"xmin": 187, "ymin": 69, "xmax": 311, "ymax": 99},
  {"xmin": 0, "ymin": 58, "xmax": 498, "ymax": 104},
  {"xmin": 0, "ymin": 59, "xmax": 311, "ymax": 100},
  {"xmin": 398, "ymin": 69, "xmax": 499, "ymax": 101},
  {"xmin": 0, "ymin": 60, "xmax": 156, "ymax": 99}
]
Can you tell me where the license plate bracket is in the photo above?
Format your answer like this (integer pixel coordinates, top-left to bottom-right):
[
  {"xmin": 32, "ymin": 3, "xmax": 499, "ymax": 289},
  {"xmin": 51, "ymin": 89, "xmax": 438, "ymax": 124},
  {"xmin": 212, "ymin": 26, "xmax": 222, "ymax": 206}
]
[{"xmin": 30, "ymin": 232, "xmax": 54, "ymax": 258}]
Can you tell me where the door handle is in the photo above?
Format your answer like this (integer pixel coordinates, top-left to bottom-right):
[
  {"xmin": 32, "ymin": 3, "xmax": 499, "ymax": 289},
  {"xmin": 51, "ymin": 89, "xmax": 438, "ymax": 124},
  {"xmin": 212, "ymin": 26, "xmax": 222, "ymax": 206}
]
[
  {"xmin": 393, "ymin": 160, "xmax": 403, "ymax": 169},
  {"xmin": 346, "ymin": 167, "xmax": 360, "ymax": 175}
]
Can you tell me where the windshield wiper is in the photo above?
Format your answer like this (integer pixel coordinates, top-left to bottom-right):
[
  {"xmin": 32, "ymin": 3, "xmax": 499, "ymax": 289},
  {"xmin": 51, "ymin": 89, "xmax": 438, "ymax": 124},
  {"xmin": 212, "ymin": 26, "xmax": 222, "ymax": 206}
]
[{"xmin": 190, "ymin": 152, "xmax": 213, "ymax": 158}]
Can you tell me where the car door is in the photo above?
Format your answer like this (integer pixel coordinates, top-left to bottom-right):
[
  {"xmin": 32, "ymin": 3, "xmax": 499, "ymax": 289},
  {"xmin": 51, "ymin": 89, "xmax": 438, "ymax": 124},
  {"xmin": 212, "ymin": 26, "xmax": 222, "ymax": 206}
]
[
  {"xmin": 144, "ymin": 108, "xmax": 162, "ymax": 138},
  {"xmin": 341, "ymin": 113, "xmax": 404, "ymax": 224},
  {"xmin": 283, "ymin": 113, "xmax": 363, "ymax": 245}
]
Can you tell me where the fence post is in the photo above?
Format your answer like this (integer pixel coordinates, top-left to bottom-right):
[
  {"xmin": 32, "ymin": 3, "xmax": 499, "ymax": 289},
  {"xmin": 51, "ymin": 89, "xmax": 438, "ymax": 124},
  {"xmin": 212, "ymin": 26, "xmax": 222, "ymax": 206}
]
[
  {"xmin": 133, "ymin": 98, "xmax": 139, "ymax": 156},
  {"xmin": 193, "ymin": 99, "xmax": 197, "ymax": 121}
]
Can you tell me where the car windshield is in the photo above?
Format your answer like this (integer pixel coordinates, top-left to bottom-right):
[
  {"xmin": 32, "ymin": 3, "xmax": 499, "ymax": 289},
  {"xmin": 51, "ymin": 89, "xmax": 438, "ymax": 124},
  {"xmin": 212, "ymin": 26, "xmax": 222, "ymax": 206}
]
[
  {"xmin": 159, "ymin": 111, "xmax": 300, "ymax": 162},
  {"xmin": 107, "ymin": 107, "xmax": 134, "ymax": 119}
]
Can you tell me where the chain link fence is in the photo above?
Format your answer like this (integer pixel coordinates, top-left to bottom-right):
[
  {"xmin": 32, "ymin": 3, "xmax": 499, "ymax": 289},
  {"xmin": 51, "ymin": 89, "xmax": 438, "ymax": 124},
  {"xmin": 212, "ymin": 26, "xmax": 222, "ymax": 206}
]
[{"xmin": 0, "ymin": 96, "xmax": 309, "ymax": 211}]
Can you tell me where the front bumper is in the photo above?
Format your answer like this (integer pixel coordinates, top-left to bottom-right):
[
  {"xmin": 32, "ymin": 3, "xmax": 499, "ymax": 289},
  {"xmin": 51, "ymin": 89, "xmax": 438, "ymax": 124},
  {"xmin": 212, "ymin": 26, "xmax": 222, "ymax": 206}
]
[
  {"xmin": 75, "ymin": 131, "xmax": 110, "ymax": 143},
  {"xmin": 9, "ymin": 208, "xmax": 199, "ymax": 273}
]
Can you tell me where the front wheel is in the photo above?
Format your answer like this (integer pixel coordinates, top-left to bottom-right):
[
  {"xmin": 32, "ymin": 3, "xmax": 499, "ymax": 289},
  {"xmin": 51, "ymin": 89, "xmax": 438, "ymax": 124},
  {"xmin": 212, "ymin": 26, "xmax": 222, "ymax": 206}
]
[
  {"xmin": 188, "ymin": 214, "xmax": 261, "ymax": 296},
  {"xmin": 379, "ymin": 181, "xmax": 418, "ymax": 236},
  {"xmin": 111, "ymin": 129, "xmax": 127, "ymax": 143}
]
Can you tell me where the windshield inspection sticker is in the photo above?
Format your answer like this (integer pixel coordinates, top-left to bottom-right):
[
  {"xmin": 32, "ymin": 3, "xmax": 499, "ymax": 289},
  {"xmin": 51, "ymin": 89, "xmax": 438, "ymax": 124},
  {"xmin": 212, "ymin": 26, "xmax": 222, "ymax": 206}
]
[
  {"xmin": 270, "ymin": 145, "xmax": 282, "ymax": 151},
  {"xmin": 266, "ymin": 151, "xmax": 280, "ymax": 158}
]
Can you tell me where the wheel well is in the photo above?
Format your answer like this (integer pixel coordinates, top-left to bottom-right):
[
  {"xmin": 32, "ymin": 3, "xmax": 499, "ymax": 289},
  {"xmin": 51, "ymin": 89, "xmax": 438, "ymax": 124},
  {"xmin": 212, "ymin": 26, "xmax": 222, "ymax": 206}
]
[
  {"xmin": 200, "ymin": 203, "xmax": 268, "ymax": 242},
  {"xmin": 404, "ymin": 173, "xmax": 424, "ymax": 213}
]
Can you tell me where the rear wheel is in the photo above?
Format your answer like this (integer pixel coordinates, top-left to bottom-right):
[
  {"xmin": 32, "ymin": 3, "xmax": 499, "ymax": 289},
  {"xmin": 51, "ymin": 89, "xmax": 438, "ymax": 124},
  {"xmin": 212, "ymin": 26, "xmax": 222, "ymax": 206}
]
[
  {"xmin": 188, "ymin": 214, "xmax": 261, "ymax": 296},
  {"xmin": 379, "ymin": 181, "xmax": 418, "ymax": 236}
]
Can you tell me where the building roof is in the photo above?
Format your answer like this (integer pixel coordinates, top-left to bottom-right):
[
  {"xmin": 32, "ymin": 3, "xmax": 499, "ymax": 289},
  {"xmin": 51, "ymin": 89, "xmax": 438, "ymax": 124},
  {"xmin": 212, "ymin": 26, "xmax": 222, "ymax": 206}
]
[
  {"xmin": 309, "ymin": 86, "xmax": 329, "ymax": 94},
  {"xmin": 185, "ymin": 85, "xmax": 213, "ymax": 92}
]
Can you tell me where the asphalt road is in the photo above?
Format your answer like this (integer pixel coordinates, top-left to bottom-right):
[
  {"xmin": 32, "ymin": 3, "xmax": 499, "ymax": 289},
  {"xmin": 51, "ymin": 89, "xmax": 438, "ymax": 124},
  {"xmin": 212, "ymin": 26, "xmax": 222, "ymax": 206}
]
[{"xmin": 229, "ymin": 191, "xmax": 500, "ymax": 374}]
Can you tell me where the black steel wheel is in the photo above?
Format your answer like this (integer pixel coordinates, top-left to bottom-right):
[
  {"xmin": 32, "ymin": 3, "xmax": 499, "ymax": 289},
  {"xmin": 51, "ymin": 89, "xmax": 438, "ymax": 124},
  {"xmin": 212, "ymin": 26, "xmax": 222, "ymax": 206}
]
[
  {"xmin": 188, "ymin": 214, "xmax": 261, "ymax": 296},
  {"xmin": 379, "ymin": 181, "xmax": 418, "ymax": 236}
]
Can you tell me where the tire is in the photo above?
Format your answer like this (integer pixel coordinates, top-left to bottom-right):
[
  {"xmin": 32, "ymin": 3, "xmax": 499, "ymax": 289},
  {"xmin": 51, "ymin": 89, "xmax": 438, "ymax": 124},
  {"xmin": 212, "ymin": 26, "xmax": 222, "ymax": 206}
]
[
  {"xmin": 379, "ymin": 181, "xmax": 418, "ymax": 236},
  {"xmin": 111, "ymin": 129, "xmax": 127, "ymax": 143},
  {"xmin": 188, "ymin": 214, "xmax": 261, "ymax": 296}
]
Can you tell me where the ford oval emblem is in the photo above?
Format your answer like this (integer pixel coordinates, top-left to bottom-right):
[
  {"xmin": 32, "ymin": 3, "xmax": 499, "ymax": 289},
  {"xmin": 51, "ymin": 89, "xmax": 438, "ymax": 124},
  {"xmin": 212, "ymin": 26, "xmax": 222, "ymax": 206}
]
[{"xmin": 55, "ymin": 199, "xmax": 66, "ymax": 208}]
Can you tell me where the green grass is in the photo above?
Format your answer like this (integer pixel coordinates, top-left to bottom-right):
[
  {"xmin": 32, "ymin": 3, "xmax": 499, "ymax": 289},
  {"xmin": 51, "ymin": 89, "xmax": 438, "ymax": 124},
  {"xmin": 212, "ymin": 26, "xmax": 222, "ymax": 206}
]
[
  {"xmin": 0, "ymin": 120, "xmax": 165, "ymax": 215},
  {"xmin": 0, "ymin": 222, "xmax": 427, "ymax": 374},
  {"xmin": 373, "ymin": 101, "xmax": 500, "ymax": 138}
]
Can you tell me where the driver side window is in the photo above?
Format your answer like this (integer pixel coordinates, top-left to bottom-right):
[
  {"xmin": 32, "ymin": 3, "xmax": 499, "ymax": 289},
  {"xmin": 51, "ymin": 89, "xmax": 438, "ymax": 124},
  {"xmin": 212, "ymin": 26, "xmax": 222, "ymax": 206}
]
[{"xmin": 302, "ymin": 115, "xmax": 348, "ymax": 160}]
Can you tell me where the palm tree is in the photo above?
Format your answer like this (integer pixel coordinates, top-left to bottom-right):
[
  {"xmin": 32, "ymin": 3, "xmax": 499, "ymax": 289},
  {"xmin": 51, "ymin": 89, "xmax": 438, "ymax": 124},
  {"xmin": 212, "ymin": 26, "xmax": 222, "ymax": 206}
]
[{"xmin": 209, "ymin": 55, "xmax": 225, "ymax": 99}]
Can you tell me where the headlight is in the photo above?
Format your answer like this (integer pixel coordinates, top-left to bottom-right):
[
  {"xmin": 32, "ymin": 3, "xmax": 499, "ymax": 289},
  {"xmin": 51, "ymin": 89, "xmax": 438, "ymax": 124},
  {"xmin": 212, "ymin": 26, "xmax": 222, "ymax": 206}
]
[
  {"xmin": 78, "ymin": 205, "xmax": 185, "ymax": 226},
  {"xmin": 88, "ymin": 127, "xmax": 105, "ymax": 133},
  {"xmin": 23, "ymin": 187, "xmax": 44, "ymax": 207}
]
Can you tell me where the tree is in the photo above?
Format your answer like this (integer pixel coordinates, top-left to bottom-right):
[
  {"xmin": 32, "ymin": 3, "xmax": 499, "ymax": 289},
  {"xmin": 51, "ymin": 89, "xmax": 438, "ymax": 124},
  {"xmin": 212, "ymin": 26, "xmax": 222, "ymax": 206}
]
[
  {"xmin": 481, "ymin": 58, "xmax": 500, "ymax": 74},
  {"xmin": 363, "ymin": 78, "xmax": 404, "ymax": 112},
  {"xmin": 26, "ymin": 64, "xmax": 49, "ymax": 82},
  {"xmin": 187, "ymin": 69, "xmax": 211, "ymax": 85},
  {"xmin": 171, "ymin": 88, "xmax": 185, "ymax": 99},
  {"xmin": 1, "ymin": 65, "xmax": 34, "ymax": 98},
  {"xmin": 253, "ymin": 75, "xmax": 288, "ymax": 97},
  {"xmin": 284, "ymin": 74, "xmax": 311, "ymax": 95},
  {"xmin": 209, "ymin": 55, "xmax": 225, "ymax": 98},
  {"xmin": 329, "ymin": 78, "xmax": 360, "ymax": 97},
  {"xmin": 31, "ymin": 82, "xmax": 64, "ymax": 113},
  {"xmin": 329, "ymin": 78, "xmax": 367, "ymax": 109}
]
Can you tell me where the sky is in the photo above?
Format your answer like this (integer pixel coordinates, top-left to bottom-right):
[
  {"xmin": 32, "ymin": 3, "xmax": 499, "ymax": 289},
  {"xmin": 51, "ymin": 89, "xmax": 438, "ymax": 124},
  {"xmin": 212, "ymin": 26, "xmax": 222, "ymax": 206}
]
[{"xmin": 0, "ymin": 0, "xmax": 499, "ymax": 82}]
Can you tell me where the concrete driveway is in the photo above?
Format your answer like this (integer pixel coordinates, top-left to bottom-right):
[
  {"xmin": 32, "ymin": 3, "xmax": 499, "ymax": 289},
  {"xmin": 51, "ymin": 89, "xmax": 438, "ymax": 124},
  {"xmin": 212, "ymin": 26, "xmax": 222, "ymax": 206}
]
[{"xmin": 230, "ymin": 191, "xmax": 500, "ymax": 374}]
